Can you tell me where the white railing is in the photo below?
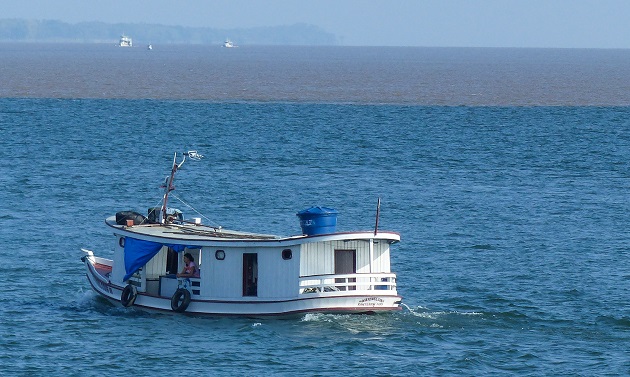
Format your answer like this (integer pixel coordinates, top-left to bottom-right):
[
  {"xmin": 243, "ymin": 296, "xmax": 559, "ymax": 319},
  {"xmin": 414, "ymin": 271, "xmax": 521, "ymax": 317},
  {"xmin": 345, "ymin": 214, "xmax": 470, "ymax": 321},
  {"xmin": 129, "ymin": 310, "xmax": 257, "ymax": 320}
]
[
  {"xmin": 128, "ymin": 270, "xmax": 144, "ymax": 291},
  {"xmin": 299, "ymin": 273, "xmax": 397, "ymax": 294}
]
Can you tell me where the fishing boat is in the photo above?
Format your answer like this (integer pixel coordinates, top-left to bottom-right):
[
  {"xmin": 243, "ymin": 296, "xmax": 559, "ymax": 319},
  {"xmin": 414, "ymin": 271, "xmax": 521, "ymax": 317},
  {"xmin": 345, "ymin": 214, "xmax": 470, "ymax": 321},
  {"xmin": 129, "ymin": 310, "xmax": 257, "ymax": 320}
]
[
  {"xmin": 223, "ymin": 39, "xmax": 235, "ymax": 48},
  {"xmin": 119, "ymin": 35, "xmax": 132, "ymax": 47},
  {"xmin": 81, "ymin": 151, "xmax": 401, "ymax": 316}
]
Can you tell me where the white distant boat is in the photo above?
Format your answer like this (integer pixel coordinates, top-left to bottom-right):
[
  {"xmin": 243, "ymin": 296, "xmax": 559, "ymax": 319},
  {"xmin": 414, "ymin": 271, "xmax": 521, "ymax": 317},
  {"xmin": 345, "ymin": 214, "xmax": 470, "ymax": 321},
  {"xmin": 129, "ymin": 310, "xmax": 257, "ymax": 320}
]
[
  {"xmin": 119, "ymin": 35, "xmax": 132, "ymax": 47},
  {"xmin": 223, "ymin": 39, "xmax": 235, "ymax": 48},
  {"xmin": 147, "ymin": 44, "xmax": 153, "ymax": 50},
  {"xmin": 81, "ymin": 151, "xmax": 402, "ymax": 316}
]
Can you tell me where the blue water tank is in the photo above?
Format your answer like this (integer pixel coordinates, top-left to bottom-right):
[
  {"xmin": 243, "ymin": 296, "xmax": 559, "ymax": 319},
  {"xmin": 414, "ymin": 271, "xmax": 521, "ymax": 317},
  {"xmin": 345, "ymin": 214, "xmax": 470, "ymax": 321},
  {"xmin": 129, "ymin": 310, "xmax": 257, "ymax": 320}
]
[{"xmin": 296, "ymin": 207, "xmax": 339, "ymax": 235}]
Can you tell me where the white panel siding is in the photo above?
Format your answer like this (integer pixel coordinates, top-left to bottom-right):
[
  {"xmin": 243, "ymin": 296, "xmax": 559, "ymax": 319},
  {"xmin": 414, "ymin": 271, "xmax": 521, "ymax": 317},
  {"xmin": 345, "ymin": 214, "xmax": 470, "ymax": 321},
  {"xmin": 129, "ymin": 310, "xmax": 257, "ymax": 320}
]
[
  {"xmin": 356, "ymin": 240, "xmax": 371, "ymax": 273},
  {"xmin": 257, "ymin": 248, "xmax": 299, "ymax": 299},
  {"xmin": 370, "ymin": 242, "xmax": 391, "ymax": 273},
  {"xmin": 300, "ymin": 240, "xmax": 372, "ymax": 276},
  {"xmin": 203, "ymin": 247, "xmax": 243, "ymax": 298},
  {"xmin": 200, "ymin": 246, "xmax": 300, "ymax": 299},
  {"xmin": 144, "ymin": 246, "xmax": 168, "ymax": 278},
  {"xmin": 300, "ymin": 239, "xmax": 393, "ymax": 276},
  {"xmin": 300, "ymin": 242, "xmax": 333, "ymax": 276},
  {"xmin": 111, "ymin": 236, "xmax": 126, "ymax": 284}
]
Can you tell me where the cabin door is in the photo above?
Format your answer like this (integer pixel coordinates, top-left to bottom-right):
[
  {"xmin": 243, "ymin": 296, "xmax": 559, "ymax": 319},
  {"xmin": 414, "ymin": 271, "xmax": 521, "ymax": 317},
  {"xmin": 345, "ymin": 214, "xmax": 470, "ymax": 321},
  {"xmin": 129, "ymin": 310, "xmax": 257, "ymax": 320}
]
[
  {"xmin": 243, "ymin": 253, "xmax": 258, "ymax": 296},
  {"xmin": 166, "ymin": 247, "xmax": 179, "ymax": 275},
  {"xmin": 334, "ymin": 249, "xmax": 356, "ymax": 291}
]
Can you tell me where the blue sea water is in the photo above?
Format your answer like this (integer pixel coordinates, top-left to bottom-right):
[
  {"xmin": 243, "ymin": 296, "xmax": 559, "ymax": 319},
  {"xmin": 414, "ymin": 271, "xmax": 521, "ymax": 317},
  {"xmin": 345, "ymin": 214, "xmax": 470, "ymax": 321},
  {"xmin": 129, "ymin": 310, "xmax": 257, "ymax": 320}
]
[{"xmin": 1, "ymin": 45, "xmax": 630, "ymax": 376}]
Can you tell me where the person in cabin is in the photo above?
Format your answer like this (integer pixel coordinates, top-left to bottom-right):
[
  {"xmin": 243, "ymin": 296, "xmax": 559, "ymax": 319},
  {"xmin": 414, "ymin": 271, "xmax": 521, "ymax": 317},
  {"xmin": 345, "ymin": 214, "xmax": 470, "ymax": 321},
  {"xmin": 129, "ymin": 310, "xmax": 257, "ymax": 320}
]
[{"xmin": 177, "ymin": 253, "xmax": 200, "ymax": 278}]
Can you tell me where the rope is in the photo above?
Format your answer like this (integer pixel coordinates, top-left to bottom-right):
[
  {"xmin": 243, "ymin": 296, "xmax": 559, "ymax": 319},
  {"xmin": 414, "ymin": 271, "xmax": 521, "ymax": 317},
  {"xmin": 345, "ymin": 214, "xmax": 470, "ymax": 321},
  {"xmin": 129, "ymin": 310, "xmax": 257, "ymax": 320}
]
[
  {"xmin": 170, "ymin": 192, "xmax": 221, "ymax": 228},
  {"xmin": 139, "ymin": 197, "xmax": 165, "ymax": 224}
]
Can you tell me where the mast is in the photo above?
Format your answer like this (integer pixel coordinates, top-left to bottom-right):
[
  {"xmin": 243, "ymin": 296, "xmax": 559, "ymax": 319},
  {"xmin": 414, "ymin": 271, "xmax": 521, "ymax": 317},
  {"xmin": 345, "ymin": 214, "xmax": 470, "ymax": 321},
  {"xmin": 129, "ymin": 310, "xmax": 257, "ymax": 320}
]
[
  {"xmin": 161, "ymin": 153, "xmax": 178, "ymax": 223},
  {"xmin": 160, "ymin": 151, "xmax": 203, "ymax": 224}
]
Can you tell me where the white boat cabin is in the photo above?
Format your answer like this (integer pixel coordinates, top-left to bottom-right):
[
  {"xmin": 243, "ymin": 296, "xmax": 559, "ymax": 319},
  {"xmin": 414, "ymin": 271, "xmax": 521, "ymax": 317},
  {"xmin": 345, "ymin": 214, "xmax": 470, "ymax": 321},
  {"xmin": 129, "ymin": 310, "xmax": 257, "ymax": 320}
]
[{"xmin": 108, "ymin": 220, "xmax": 399, "ymax": 306}]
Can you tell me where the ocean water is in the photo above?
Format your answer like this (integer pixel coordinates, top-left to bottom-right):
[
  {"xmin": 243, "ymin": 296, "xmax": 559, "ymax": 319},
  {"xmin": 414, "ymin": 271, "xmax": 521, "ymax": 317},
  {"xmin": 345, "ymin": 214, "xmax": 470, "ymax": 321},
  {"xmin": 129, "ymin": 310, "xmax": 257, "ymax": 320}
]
[{"xmin": 1, "ymin": 44, "xmax": 630, "ymax": 376}]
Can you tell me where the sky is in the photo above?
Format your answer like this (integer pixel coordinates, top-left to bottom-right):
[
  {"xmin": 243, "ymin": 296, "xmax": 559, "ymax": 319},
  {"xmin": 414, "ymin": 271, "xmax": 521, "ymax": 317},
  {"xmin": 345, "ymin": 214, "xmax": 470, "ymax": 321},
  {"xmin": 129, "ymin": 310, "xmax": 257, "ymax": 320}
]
[{"xmin": 2, "ymin": 0, "xmax": 630, "ymax": 48}]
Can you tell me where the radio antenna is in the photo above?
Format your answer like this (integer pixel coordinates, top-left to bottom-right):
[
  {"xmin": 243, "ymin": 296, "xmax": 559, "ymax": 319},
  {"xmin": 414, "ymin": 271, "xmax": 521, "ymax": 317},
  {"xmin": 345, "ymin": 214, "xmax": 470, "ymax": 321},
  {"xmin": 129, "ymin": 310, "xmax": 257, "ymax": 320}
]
[{"xmin": 374, "ymin": 197, "xmax": 381, "ymax": 236}]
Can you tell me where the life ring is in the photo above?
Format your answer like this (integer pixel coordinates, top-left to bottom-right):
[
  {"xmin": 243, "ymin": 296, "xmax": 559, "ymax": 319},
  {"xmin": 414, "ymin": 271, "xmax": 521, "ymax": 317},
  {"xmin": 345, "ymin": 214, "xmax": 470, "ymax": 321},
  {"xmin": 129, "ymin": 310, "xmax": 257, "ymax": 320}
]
[
  {"xmin": 121, "ymin": 284, "xmax": 137, "ymax": 307},
  {"xmin": 171, "ymin": 288, "xmax": 191, "ymax": 312}
]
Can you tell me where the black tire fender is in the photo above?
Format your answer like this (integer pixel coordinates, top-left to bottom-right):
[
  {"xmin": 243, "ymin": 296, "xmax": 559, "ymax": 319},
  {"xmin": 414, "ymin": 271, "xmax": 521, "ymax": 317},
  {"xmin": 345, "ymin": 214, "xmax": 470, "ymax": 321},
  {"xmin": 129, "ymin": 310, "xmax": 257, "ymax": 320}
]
[
  {"xmin": 121, "ymin": 284, "xmax": 137, "ymax": 307},
  {"xmin": 171, "ymin": 288, "xmax": 191, "ymax": 312}
]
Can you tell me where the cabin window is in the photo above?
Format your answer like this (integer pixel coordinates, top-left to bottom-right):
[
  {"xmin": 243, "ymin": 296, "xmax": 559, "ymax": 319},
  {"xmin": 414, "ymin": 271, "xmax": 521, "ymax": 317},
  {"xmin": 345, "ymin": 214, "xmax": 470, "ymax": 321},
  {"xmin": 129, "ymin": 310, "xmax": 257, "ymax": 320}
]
[
  {"xmin": 243, "ymin": 253, "xmax": 258, "ymax": 296},
  {"xmin": 119, "ymin": 237, "xmax": 125, "ymax": 248},
  {"xmin": 282, "ymin": 249, "xmax": 292, "ymax": 260},
  {"xmin": 334, "ymin": 249, "xmax": 356, "ymax": 291},
  {"xmin": 215, "ymin": 250, "xmax": 225, "ymax": 260}
]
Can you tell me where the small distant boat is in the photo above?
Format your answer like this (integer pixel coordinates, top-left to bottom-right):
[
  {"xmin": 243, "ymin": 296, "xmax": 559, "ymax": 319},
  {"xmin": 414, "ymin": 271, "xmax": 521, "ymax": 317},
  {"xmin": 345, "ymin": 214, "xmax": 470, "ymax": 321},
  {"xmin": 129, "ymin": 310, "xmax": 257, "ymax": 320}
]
[
  {"xmin": 81, "ymin": 151, "xmax": 402, "ymax": 316},
  {"xmin": 119, "ymin": 35, "xmax": 132, "ymax": 47},
  {"xmin": 223, "ymin": 39, "xmax": 235, "ymax": 48},
  {"xmin": 147, "ymin": 44, "xmax": 153, "ymax": 50}
]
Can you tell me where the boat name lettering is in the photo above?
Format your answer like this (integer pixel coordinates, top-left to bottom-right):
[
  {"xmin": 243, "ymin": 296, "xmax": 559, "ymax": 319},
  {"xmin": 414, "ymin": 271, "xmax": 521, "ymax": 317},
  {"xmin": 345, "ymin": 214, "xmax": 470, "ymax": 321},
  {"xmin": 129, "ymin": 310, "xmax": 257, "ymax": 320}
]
[
  {"xmin": 96, "ymin": 279, "xmax": 113, "ymax": 294},
  {"xmin": 357, "ymin": 297, "xmax": 384, "ymax": 306}
]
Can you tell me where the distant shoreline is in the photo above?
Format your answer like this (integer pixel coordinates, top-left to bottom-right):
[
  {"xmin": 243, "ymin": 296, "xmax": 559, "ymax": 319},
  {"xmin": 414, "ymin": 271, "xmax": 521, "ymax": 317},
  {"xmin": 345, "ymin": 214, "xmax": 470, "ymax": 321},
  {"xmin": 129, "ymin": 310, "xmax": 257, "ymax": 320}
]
[{"xmin": 0, "ymin": 18, "xmax": 338, "ymax": 46}]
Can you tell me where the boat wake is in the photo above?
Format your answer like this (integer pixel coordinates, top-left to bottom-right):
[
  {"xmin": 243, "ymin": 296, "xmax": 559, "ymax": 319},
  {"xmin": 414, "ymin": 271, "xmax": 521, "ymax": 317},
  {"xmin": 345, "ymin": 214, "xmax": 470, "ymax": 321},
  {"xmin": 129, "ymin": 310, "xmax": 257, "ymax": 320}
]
[{"xmin": 71, "ymin": 290, "xmax": 155, "ymax": 318}]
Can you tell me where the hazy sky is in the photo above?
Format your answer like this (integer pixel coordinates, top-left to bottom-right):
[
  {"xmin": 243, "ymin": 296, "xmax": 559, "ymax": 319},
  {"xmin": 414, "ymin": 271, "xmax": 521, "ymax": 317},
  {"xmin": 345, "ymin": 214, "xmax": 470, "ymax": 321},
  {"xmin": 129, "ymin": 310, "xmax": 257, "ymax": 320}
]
[{"xmin": 3, "ymin": 0, "xmax": 630, "ymax": 48}]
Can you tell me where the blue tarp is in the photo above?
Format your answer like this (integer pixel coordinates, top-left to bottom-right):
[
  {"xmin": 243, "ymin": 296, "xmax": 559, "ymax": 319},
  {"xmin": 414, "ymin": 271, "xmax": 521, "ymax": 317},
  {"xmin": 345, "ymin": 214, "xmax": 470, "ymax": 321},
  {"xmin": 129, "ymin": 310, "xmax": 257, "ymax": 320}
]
[{"xmin": 123, "ymin": 238, "xmax": 200, "ymax": 281}]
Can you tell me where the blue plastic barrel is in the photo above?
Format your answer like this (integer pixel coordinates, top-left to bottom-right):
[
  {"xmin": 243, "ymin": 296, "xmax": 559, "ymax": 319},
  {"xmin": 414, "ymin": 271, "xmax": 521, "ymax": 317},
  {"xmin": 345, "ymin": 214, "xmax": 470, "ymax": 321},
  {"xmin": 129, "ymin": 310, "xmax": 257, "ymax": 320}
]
[{"xmin": 296, "ymin": 207, "xmax": 339, "ymax": 235}]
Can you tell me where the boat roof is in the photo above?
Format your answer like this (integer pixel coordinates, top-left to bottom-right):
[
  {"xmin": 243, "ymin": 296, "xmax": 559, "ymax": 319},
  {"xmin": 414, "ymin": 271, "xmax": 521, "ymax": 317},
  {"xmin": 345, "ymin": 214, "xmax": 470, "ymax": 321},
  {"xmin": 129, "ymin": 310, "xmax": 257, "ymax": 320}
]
[{"xmin": 105, "ymin": 216, "xmax": 400, "ymax": 247}]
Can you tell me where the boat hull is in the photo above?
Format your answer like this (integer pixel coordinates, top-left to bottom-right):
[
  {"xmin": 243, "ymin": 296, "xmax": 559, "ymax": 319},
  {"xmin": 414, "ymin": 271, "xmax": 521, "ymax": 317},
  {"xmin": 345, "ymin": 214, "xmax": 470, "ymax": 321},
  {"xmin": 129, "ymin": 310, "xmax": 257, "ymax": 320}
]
[{"xmin": 84, "ymin": 256, "xmax": 402, "ymax": 316}]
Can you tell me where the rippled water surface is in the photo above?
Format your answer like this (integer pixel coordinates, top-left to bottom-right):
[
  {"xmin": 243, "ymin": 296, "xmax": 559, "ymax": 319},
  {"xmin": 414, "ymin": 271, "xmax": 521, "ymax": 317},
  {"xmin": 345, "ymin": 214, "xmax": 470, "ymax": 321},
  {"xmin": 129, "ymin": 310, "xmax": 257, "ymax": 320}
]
[{"xmin": 1, "ymin": 45, "xmax": 630, "ymax": 376}]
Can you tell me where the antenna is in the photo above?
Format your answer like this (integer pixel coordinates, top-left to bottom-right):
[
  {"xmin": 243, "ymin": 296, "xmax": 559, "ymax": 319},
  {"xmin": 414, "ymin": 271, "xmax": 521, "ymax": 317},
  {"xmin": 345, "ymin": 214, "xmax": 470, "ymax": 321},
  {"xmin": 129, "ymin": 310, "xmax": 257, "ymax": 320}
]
[
  {"xmin": 374, "ymin": 197, "xmax": 381, "ymax": 236},
  {"xmin": 184, "ymin": 150, "xmax": 204, "ymax": 161}
]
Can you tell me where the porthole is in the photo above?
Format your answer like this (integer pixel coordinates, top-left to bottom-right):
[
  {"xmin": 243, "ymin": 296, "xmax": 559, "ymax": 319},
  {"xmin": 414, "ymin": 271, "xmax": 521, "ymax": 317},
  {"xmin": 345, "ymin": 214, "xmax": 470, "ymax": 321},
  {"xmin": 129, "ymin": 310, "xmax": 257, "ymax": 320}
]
[
  {"xmin": 282, "ymin": 249, "xmax": 292, "ymax": 260},
  {"xmin": 119, "ymin": 237, "xmax": 125, "ymax": 248},
  {"xmin": 215, "ymin": 250, "xmax": 225, "ymax": 260}
]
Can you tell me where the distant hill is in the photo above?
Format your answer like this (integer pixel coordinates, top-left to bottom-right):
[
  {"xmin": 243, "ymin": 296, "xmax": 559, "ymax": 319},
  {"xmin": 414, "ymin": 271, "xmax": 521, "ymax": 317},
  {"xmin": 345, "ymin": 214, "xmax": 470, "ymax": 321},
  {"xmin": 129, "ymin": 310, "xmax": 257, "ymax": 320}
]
[{"xmin": 0, "ymin": 19, "xmax": 338, "ymax": 46}]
